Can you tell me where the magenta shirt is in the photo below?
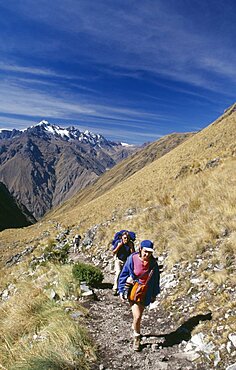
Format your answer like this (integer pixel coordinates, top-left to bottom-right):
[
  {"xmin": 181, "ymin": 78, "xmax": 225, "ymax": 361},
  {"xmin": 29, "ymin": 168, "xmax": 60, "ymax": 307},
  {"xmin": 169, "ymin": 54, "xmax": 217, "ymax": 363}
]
[{"xmin": 133, "ymin": 253, "xmax": 150, "ymax": 284}]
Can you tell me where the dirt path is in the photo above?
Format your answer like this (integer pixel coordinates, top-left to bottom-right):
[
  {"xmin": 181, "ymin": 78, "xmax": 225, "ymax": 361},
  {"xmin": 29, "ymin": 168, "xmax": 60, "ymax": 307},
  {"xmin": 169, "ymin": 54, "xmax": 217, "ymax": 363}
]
[{"xmin": 82, "ymin": 272, "xmax": 210, "ymax": 370}]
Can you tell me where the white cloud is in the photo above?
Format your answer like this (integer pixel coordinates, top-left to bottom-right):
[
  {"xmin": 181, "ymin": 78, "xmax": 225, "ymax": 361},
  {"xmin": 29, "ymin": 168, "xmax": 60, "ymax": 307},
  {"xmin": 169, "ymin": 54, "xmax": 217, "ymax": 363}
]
[
  {"xmin": 0, "ymin": 63, "xmax": 59, "ymax": 77},
  {"xmin": 0, "ymin": 81, "xmax": 94, "ymax": 118}
]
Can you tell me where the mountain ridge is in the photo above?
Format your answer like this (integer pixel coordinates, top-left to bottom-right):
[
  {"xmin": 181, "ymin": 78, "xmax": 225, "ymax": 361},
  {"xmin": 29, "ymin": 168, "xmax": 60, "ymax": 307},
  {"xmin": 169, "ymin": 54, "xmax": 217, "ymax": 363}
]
[
  {"xmin": 0, "ymin": 120, "xmax": 134, "ymax": 148},
  {"xmin": 0, "ymin": 121, "xmax": 138, "ymax": 219}
]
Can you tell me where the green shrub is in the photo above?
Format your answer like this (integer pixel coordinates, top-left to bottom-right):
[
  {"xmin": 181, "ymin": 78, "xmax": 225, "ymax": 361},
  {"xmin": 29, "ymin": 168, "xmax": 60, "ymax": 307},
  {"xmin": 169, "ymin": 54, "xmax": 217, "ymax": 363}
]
[
  {"xmin": 44, "ymin": 243, "xmax": 71, "ymax": 264},
  {"xmin": 72, "ymin": 262, "xmax": 104, "ymax": 287}
]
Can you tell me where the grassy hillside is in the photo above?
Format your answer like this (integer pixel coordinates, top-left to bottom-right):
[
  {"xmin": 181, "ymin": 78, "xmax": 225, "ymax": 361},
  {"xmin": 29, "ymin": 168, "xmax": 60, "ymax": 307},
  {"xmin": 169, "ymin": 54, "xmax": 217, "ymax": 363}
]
[
  {"xmin": 47, "ymin": 103, "xmax": 236, "ymax": 232},
  {"xmin": 0, "ymin": 131, "xmax": 193, "ymax": 265},
  {"xmin": 51, "ymin": 132, "xmax": 193, "ymax": 216},
  {"xmin": 0, "ymin": 105, "xmax": 236, "ymax": 369}
]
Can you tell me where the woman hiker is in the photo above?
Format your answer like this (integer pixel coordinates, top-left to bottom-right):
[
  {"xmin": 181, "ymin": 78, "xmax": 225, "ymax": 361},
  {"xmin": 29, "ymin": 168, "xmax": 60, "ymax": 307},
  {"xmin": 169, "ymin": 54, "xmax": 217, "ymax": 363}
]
[
  {"xmin": 118, "ymin": 240, "xmax": 160, "ymax": 351},
  {"xmin": 112, "ymin": 231, "xmax": 135, "ymax": 296}
]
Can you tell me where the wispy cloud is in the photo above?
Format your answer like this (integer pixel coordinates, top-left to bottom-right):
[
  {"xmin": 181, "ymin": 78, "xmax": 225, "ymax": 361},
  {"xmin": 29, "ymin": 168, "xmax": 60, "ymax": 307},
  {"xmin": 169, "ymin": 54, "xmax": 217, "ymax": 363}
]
[
  {"xmin": 0, "ymin": 115, "xmax": 35, "ymax": 130},
  {"xmin": 0, "ymin": 83, "xmax": 94, "ymax": 118},
  {"xmin": 0, "ymin": 62, "xmax": 94, "ymax": 83},
  {"xmin": 0, "ymin": 63, "xmax": 59, "ymax": 77}
]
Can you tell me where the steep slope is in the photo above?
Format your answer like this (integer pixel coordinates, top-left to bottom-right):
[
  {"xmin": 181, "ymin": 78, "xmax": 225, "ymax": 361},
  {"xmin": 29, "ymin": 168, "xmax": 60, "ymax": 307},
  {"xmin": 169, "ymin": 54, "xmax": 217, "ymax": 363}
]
[
  {"xmin": 0, "ymin": 182, "xmax": 35, "ymax": 231},
  {"xmin": 49, "ymin": 104, "xmax": 236, "ymax": 226},
  {"xmin": 53, "ymin": 132, "xmax": 194, "ymax": 213},
  {"xmin": 0, "ymin": 121, "xmax": 137, "ymax": 219}
]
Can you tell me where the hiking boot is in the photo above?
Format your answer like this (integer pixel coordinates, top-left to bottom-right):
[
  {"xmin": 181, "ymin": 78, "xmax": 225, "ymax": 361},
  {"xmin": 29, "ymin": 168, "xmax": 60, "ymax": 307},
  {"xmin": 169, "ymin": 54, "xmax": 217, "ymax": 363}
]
[
  {"xmin": 113, "ymin": 289, "xmax": 118, "ymax": 296},
  {"xmin": 133, "ymin": 335, "xmax": 141, "ymax": 351}
]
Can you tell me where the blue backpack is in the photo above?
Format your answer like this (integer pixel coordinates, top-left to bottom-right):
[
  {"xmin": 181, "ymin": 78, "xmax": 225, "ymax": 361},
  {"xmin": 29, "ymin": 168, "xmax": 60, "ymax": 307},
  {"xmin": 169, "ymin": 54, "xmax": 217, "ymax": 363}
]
[{"xmin": 112, "ymin": 230, "xmax": 136, "ymax": 246}]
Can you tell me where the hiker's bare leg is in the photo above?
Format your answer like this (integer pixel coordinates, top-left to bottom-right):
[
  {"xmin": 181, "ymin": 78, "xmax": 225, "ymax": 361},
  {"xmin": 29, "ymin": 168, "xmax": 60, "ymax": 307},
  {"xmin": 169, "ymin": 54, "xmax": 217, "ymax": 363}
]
[
  {"xmin": 113, "ymin": 259, "xmax": 123, "ymax": 292},
  {"xmin": 131, "ymin": 303, "xmax": 145, "ymax": 334}
]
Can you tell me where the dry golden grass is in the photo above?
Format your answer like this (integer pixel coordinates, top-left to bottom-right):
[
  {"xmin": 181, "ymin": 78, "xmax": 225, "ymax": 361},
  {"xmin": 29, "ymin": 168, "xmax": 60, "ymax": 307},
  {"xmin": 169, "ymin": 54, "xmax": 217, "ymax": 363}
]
[
  {"xmin": 49, "ymin": 132, "xmax": 193, "ymax": 217},
  {"xmin": 48, "ymin": 109, "xmax": 236, "ymax": 231},
  {"xmin": 0, "ymin": 276, "xmax": 95, "ymax": 370}
]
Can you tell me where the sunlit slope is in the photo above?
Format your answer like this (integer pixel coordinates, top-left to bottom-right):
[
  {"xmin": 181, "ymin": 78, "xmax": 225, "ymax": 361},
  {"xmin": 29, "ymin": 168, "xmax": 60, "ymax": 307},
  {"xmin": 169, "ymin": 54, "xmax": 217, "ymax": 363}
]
[
  {"xmin": 49, "ymin": 104, "xmax": 236, "ymax": 227},
  {"xmin": 0, "ymin": 132, "xmax": 192, "ymax": 260},
  {"xmin": 49, "ymin": 132, "xmax": 193, "ymax": 217}
]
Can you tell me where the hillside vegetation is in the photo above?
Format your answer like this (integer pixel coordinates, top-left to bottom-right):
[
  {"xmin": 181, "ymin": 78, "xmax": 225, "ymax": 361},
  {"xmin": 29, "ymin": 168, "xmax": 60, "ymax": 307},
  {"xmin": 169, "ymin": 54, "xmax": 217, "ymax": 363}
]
[{"xmin": 0, "ymin": 104, "xmax": 236, "ymax": 369}]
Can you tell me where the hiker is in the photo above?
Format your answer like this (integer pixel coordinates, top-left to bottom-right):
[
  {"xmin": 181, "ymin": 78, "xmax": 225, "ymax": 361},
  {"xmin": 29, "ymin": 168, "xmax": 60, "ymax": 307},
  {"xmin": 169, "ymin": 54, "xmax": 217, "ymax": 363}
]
[
  {"xmin": 72, "ymin": 234, "xmax": 81, "ymax": 253},
  {"xmin": 118, "ymin": 240, "xmax": 160, "ymax": 351},
  {"xmin": 112, "ymin": 230, "xmax": 136, "ymax": 247},
  {"xmin": 112, "ymin": 231, "xmax": 135, "ymax": 296}
]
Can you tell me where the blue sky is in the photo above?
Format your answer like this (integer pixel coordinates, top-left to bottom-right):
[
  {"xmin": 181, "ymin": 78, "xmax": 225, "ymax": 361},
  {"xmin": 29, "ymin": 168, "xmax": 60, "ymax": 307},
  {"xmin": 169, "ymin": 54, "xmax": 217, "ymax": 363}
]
[{"xmin": 0, "ymin": 0, "xmax": 235, "ymax": 144}]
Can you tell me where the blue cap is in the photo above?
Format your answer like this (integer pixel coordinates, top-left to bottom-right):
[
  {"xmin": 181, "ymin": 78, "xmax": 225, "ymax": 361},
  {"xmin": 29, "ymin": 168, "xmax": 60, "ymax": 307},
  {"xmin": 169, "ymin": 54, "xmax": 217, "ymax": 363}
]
[{"xmin": 140, "ymin": 240, "xmax": 154, "ymax": 252}]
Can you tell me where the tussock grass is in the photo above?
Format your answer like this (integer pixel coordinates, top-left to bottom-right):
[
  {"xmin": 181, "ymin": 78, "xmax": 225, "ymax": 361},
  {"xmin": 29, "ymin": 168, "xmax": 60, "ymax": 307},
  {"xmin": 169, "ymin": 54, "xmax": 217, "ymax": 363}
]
[
  {"xmin": 209, "ymin": 270, "xmax": 228, "ymax": 286},
  {"xmin": 0, "ymin": 281, "xmax": 95, "ymax": 370},
  {"xmin": 90, "ymin": 157, "xmax": 236, "ymax": 270}
]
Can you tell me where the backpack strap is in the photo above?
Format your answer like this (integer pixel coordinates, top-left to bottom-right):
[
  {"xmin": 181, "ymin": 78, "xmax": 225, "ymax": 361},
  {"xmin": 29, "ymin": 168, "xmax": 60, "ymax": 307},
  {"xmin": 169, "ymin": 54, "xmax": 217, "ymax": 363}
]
[{"xmin": 132, "ymin": 253, "xmax": 155, "ymax": 285}]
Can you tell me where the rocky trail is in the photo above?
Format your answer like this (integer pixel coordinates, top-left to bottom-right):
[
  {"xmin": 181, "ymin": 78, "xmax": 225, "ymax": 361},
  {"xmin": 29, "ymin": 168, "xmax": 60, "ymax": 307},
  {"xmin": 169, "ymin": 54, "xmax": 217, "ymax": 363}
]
[
  {"xmin": 4, "ymin": 232, "xmax": 234, "ymax": 370},
  {"xmin": 81, "ymin": 271, "xmax": 211, "ymax": 370},
  {"xmin": 1, "ymin": 229, "xmax": 235, "ymax": 370}
]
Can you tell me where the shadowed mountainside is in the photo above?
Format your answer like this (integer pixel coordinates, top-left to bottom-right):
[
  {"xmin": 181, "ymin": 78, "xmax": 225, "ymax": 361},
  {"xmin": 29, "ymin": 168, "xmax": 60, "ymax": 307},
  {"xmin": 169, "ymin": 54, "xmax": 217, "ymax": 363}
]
[{"xmin": 0, "ymin": 182, "xmax": 35, "ymax": 231}]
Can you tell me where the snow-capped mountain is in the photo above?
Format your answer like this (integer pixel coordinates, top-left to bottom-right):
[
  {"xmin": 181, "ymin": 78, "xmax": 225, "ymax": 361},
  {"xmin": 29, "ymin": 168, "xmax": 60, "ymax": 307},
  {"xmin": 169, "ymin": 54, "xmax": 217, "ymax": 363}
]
[
  {"xmin": 28, "ymin": 120, "xmax": 115, "ymax": 147},
  {"xmin": 0, "ymin": 120, "xmax": 133, "ymax": 147},
  {"xmin": 0, "ymin": 121, "xmax": 137, "ymax": 219}
]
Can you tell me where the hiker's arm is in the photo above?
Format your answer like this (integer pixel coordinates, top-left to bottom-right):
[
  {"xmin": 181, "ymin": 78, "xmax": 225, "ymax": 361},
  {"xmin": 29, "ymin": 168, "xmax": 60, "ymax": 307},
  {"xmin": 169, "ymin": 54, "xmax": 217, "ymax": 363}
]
[
  {"xmin": 129, "ymin": 242, "xmax": 135, "ymax": 254},
  {"xmin": 151, "ymin": 264, "xmax": 161, "ymax": 298},
  {"xmin": 118, "ymin": 259, "xmax": 130, "ymax": 293},
  {"xmin": 112, "ymin": 241, "xmax": 123, "ymax": 255}
]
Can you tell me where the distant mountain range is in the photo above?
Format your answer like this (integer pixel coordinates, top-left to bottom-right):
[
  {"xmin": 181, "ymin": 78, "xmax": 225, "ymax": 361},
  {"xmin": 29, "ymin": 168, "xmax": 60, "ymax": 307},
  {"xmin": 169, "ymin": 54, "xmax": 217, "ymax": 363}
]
[{"xmin": 0, "ymin": 121, "xmax": 138, "ymax": 220}]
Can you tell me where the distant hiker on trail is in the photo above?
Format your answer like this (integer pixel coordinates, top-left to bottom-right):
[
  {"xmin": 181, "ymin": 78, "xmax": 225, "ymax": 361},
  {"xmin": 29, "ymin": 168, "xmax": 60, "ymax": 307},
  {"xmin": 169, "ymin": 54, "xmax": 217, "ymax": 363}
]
[
  {"xmin": 118, "ymin": 240, "xmax": 160, "ymax": 351},
  {"xmin": 72, "ymin": 234, "xmax": 81, "ymax": 253},
  {"xmin": 112, "ymin": 231, "xmax": 135, "ymax": 296}
]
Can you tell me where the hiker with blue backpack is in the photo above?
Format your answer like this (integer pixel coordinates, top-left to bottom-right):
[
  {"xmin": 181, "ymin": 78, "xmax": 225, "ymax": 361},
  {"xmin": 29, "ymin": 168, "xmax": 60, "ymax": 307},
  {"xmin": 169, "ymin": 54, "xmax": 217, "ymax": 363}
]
[
  {"xmin": 112, "ymin": 230, "xmax": 135, "ymax": 296},
  {"xmin": 118, "ymin": 240, "xmax": 160, "ymax": 351}
]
